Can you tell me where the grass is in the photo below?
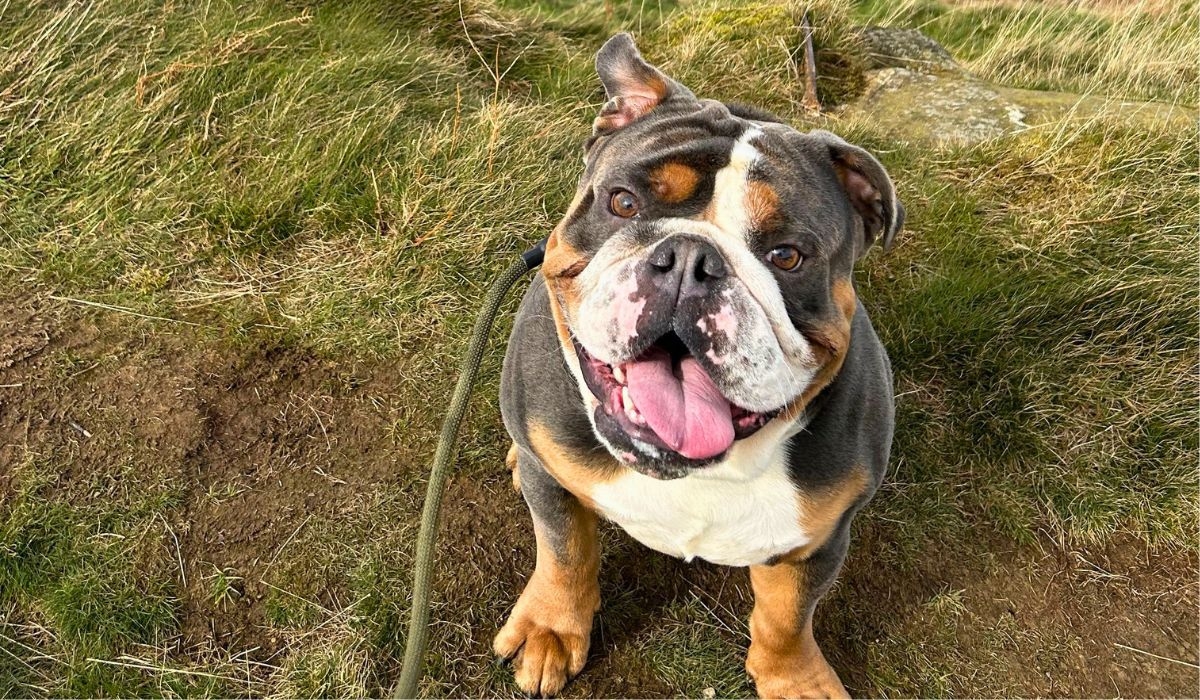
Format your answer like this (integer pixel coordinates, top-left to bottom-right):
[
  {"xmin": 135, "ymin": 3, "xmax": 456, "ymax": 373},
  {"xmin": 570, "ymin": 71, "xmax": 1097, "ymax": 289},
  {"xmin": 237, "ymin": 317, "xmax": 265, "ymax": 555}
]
[
  {"xmin": 855, "ymin": 0, "xmax": 1199, "ymax": 105},
  {"xmin": 1, "ymin": 456, "xmax": 219, "ymax": 696},
  {"xmin": 204, "ymin": 566, "xmax": 244, "ymax": 611},
  {"xmin": 633, "ymin": 596, "xmax": 754, "ymax": 698},
  {"xmin": 859, "ymin": 121, "xmax": 1198, "ymax": 549},
  {"xmin": 0, "ymin": 0, "xmax": 1196, "ymax": 696}
]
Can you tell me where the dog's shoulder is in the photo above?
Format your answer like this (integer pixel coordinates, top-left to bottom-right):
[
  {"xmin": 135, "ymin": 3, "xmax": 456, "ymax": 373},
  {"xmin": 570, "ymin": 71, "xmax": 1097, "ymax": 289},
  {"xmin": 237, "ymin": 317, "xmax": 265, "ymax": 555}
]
[{"xmin": 785, "ymin": 301, "xmax": 893, "ymax": 494}]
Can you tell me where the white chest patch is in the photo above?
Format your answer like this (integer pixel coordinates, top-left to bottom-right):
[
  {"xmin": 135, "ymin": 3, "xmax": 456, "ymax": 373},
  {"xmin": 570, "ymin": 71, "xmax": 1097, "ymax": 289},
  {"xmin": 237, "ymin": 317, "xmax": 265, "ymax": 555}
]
[{"xmin": 589, "ymin": 425, "xmax": 810, "ymax": 567}]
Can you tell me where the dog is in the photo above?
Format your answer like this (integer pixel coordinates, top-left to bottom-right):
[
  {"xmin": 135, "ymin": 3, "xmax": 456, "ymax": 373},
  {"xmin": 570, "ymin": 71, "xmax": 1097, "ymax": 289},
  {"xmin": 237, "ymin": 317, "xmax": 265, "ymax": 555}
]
[{"xmin": 494, "ymin": 33, "xmax": 903, "ymax": 699}]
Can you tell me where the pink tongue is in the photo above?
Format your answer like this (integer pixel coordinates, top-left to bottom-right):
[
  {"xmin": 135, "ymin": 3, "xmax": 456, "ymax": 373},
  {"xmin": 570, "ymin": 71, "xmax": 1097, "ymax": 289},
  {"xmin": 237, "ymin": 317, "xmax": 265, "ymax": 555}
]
[{"xmin": 624, "ymin": 347, "xmax": 735, "ymax": 460}]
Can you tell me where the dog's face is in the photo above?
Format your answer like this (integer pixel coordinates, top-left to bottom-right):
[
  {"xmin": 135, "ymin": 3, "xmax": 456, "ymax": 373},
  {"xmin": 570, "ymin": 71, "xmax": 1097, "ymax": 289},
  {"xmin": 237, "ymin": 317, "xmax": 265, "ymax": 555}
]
[{"xmin": 542, "ymin": 34, "xmax": 903, "ymax": 478}]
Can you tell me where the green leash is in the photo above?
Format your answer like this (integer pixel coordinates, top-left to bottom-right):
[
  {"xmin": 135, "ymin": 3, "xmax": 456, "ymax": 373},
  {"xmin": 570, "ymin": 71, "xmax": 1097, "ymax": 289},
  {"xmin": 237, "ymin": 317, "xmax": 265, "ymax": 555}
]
[{"xmin": 391, "ymin": 241, "xmax": 545, "ymax": 699}]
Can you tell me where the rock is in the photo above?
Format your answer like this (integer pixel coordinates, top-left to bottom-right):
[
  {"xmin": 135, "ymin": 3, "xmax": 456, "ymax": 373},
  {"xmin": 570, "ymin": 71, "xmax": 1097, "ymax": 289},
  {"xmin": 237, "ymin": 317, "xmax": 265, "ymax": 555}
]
[
  {"xmin": 853, "ymin": 66, "xmax": 1029, "ymax": 145},
  {"xmin": 856, "ymin": 26, "xmax": 961, "ymax": 73},
  {"xmin": 993, "ymin": 85, "xmax": 1195, "ymax": 132}
]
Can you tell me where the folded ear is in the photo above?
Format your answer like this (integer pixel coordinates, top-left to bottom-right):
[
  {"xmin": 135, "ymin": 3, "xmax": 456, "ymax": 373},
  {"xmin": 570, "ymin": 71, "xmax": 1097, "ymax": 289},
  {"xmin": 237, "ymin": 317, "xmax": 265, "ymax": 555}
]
[
  {"xmin": 810, "ymin": 130, "xmax": 905, "ymax": 257},
  {"xmin": 593, "ymin": 33, "xmax": 694, "ymax": 135}
]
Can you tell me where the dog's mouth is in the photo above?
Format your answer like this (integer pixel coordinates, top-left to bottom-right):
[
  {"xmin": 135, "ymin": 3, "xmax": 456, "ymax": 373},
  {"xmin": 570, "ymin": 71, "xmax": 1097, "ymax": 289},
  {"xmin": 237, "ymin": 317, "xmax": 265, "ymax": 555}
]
[{"xmin": 574, "ymin": 331, "xmax": 777, "ymax": 462}]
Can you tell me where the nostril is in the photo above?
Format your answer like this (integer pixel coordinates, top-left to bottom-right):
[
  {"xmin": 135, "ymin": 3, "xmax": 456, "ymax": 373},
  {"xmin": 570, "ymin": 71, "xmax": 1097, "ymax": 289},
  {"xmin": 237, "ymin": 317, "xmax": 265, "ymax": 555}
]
[
  {"xmin": 649, "ymin": 245, "xmax": 675, "ymax": 271},
  {"xmin": 694, "ymin": 252, "xmax": 726, "ymax": 281}
]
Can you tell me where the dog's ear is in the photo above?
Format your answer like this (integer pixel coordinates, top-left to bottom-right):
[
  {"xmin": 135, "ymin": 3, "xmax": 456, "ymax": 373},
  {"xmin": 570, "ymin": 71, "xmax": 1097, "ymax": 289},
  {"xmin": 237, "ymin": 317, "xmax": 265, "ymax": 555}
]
[
  {"xmin": 810, "ymin": 130, "xmax": 905, "ymax": 257},
  {"xmin": 593, "ymin": 33, "xmax": 694, "ymax": 135}
]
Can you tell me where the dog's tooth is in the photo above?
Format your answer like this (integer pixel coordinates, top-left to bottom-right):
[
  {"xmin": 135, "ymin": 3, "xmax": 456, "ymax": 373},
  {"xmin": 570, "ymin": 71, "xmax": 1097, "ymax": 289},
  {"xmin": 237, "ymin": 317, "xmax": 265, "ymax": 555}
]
[
  {"xmin": 613, "ymin": 364, "xmax": 626, "ymax": 384},
  {"xmin": 622, "ymin": 387, "xmax": 642, "ymax": 424}
]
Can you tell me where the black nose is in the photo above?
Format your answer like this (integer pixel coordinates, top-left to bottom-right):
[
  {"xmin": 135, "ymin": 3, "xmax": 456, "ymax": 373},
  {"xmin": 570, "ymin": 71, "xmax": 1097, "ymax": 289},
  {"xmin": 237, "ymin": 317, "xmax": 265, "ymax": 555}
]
[{"xmin": 646, "ymin": 235, "xmax": 728, "ymax": 299}]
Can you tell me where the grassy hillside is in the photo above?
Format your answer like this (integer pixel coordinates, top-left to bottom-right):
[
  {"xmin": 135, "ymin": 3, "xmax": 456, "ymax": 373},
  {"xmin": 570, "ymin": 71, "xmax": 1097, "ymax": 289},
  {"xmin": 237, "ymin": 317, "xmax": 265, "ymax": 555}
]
[{"xmin": 1, "ymin": 0, "xmax": 1195, "ymax": 696}]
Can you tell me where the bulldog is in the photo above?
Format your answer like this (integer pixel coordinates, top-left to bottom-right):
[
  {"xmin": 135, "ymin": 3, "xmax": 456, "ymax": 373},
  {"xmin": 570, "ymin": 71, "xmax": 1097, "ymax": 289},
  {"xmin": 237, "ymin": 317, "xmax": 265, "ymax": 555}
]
[{"xmin": 494, "ymin": 33, "xmax": 903, "ymax": 699}]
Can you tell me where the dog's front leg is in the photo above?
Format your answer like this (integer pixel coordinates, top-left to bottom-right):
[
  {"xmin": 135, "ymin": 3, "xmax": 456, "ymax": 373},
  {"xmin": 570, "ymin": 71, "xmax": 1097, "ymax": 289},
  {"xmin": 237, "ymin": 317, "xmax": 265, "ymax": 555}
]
[
  {"xmin": 746, "ymin": 541, "xmax": 850, "ymax": 700},
  {"xmin": 494, "ymin": 449, "xmax": 600, "ymax": 697}
]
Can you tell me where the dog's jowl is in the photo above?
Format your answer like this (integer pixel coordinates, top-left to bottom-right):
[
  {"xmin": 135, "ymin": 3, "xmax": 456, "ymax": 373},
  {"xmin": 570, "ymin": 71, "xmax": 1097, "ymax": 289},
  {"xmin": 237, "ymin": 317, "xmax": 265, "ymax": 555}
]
[{"xmin": 495, "ymin": 33, "xmax": 903, "ymax": 699}]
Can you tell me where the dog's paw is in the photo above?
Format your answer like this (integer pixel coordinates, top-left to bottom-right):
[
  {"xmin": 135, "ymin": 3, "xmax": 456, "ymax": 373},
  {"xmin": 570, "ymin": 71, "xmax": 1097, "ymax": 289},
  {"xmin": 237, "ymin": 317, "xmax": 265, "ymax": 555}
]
[
  {"xmin": 746, "ymin": 648, "xmax": 849, "ymax": 699},
  {"xmin": 494, "ymin": 570, "xmax": 597, "ymax": 698},
  {"xmin": 493, "ymin": 609, "xmax": 589, "ymax": 697}
]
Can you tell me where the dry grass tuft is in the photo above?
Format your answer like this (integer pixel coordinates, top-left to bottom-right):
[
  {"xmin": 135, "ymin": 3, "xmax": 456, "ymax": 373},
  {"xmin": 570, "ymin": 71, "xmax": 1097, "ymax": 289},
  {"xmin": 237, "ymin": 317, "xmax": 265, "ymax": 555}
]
[{"xmin": 857, "ymin": 0, "xmax": 1199, "ymax": 104}]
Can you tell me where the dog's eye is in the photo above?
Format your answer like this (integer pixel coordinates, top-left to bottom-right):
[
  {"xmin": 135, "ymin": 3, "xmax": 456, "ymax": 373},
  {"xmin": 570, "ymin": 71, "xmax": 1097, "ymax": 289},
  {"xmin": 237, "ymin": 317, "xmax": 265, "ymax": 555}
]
[
  {"xmin": 766, "ymin": 245, "xmax": 802, "ymax": 271},
  {"xmin": 609, "ymin": 189, "xmax": 640, "ymax": 218}
]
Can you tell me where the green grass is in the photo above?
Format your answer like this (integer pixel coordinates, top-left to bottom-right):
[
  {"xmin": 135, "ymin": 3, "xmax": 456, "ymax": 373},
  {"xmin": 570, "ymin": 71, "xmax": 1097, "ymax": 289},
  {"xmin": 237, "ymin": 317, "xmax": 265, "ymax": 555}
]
[
  {"xmin": 0, "ymin": 0, "xmax": 1195, "ymax": 696},
  {"xmin": 632, "ymin": 596, "xmax": 755, "ymax": 698},
  {"xmin": 0, "ymin": 456, "xmax": 224, "ymax": 697},
  {"xmin": 855, "ymin": 120, "xmax": 1198, "ymax": 549}
]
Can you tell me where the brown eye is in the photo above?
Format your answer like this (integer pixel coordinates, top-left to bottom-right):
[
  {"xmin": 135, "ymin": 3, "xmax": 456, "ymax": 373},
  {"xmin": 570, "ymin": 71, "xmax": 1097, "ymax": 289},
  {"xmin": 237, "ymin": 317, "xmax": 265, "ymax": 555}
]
[
  {"xmin": 609, "ymin": 189, "xmax": 640, "ymax": 218},
  {"xmin": 766, "ymin": 245, "xmax": 802, "ymax": 271}
]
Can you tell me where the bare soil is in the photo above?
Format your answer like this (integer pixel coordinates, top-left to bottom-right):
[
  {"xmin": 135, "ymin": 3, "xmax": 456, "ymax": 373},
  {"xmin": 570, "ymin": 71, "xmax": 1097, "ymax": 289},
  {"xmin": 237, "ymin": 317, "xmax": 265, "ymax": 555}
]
[
  {"xmin": 0, "ymin": 296, "xmax": 408, "ymax": 661},
  {"xmin": 1, "ymin": 296, "xmax": 1195, "ymax": 696}
]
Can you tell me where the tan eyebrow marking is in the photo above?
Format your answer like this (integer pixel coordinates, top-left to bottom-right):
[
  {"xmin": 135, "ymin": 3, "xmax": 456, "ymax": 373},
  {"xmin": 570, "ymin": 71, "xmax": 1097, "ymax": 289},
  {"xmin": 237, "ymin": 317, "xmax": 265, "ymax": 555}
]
[
  {"xmin": 648, "ymin": 161, "xmax": 702, "ymax": 204},
  {"xmin": 746, "ymin": 179, "xmax": 783, "ymax": 232}
]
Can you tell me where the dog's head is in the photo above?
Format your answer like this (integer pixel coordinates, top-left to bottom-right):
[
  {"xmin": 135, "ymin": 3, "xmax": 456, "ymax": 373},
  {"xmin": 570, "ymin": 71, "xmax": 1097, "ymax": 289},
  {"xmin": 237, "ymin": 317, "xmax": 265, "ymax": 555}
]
[{"xmin": 543, "ymin": 34, "xmax": 904, "ymax": 478}]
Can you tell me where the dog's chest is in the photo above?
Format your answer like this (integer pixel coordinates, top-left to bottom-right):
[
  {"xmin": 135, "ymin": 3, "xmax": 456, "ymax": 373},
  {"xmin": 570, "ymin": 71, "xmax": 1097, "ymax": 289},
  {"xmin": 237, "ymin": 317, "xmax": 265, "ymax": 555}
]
[{"xmin": 589, "ymin": 454, "xmax": 809, "ymax": 567}]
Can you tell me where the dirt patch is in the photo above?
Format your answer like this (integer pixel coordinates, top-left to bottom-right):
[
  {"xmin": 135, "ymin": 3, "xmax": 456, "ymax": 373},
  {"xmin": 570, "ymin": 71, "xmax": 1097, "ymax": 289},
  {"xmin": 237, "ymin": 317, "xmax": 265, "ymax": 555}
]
[
  {"xmin": 0, "ymin": 296, "xmax": 411, "ymax": 663},
  {"xmin": 174, "ymin": 343, "xmax": 395, "ymax": 655}
]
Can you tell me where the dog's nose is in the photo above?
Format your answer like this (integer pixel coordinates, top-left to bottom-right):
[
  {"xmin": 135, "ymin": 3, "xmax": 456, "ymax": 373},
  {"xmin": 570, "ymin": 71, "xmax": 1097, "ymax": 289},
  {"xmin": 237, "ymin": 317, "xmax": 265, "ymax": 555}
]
[{"xmin": 646, "ymin": 235, "xmax": 728, "ymax": 299}]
